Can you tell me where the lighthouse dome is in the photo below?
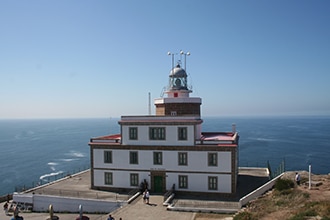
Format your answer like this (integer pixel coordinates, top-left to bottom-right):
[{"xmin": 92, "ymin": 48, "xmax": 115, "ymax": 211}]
[{"xmin": 169, "ymin": 64, "xmax": 187, "ymax": 77}]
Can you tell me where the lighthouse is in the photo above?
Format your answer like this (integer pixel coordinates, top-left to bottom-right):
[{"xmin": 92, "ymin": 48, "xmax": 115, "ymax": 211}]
[
  {"xmin": 155, "ymin": 51, "xmax": 201, "ymax": 116},
  {"xmin": 89, "ymin": 51, "xmax": 239, "ymax": 196}
]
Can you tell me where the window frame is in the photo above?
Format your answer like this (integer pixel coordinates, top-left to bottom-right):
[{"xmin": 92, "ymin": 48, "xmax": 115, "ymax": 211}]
[
  {"xmin": 208, "ymin": 152, "xmax": 218, "ymax": 167},
  {"xmin": 129, "ymin": 151, "xmax": 139, "ymax": 165},
  {"xmin": 178, "ymin": 127, "xmax": 188, "ymax": 140},
  {"xmin": 178, "ymin": 152, "xmax": 188, "ymax": 166},
  {"xmin": 129, "ymin": 127, "xmax": 138, "ymax": 140},
  {"xmin": 153, "ymin": 152, "xmax": 163, "ymax": 165},
  {"xmin": 104, "ymin": 151, "xmax": 112, "ymax": 164},
  {"xmin": 104, "ymin": 172, "xmax": 113, "ymax": 185},
  {"xmin": 178, "ymin": 175, "xmax": 188, "ymax": 189},
  {"xmin": 130, "ymin": 173, "xmax": 139, "ymax": 187},
  {"xmin": 208, "ymin": 176, "xmax": 218, "ymax": 190},
  {"xmin": 149, "ymin": 127, "xmax": 166, "ymax": 140}
]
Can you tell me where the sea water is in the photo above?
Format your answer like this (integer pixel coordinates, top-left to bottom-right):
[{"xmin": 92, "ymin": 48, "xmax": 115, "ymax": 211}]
[{"xmin": 0, "ymin": 116, "xmax": 329, "ymax": 196}]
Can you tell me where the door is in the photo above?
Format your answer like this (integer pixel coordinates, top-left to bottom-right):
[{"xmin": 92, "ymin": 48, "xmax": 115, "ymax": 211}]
[{"xmin": 153, "ymin": 175, "xmax": 163, "ymax": 193}]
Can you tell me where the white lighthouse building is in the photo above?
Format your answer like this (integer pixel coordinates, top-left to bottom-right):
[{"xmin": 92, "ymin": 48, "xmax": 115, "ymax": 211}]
[{"xmin": 89, "ymin": 52, "xmax": 239, "ymax": 196}]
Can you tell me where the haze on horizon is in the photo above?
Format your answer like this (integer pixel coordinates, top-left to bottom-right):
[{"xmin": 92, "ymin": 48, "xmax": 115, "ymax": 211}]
[{"xmin": 1, "ymin": 1, "xmax": 329, "ymax": 119}]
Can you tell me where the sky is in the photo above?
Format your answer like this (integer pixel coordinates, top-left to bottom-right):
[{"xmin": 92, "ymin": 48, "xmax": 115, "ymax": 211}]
[{"xmin": 1, "ymin": 0, "xmax": 329, "ymax": 119}]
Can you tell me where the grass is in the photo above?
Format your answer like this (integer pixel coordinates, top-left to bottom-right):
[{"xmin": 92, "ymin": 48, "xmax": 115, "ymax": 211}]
[{"xmin": 238, "ymin": 177, "xmax": 330, "ymax": 220}]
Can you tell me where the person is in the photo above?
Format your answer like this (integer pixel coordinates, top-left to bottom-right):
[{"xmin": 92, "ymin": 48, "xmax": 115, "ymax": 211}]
[
  {"xmin": 142, "ymin": 190, "xmax": 147, "ymax": 203},
  {"xmin": 107, "ymin": 214, "xmax": 114, "ymax": 220},
  {"xmin": 295, "ymin": 172, "xmax": 301, "ymax": 185},
  {"xmin": 145, "ymin": 190, "xmax": 150, "ymax": 204},
  {"xmin": 11, "ymin": 207, "xmax": 24, "ymax": 220},
  {"xmin": 3, "ymin": 202, "xmax": 8, "ymax": 215}
]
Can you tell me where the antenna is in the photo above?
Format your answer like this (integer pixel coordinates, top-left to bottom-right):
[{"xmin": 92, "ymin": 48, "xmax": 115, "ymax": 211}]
[
  {"xmin": 148, "ymin": 92, "xmax": 151, "ymax": 115},
  {"xmin": 168, "ymin": 50, "xmax": 190, "ymax": 70},
  {"xmin": 180, "ymin": 50, "xmax": 190, "ymax": 71},
  {"xmin": 167, "ymin": 51, "xmax": 174, "ymax": 71}
]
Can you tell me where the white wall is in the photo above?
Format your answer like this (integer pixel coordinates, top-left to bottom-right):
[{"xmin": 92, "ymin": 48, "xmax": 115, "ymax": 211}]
[
  {"xmin": 94, "ymin": 149, "xmax": 232, "ymax": 172},
  {"xmin": 94, "ymin": 169, "xmax": 150, "ymax": 189},
  {"xmin": 166, "ymin": 173, "xmax": 232, "ymax": 193},
  {"xmin": 13, "ymin": 194, "xmax": 124, "ymax": 213},
  {"xmin": 121, "ymin": 125, "xmax": 195, "ymax": 146},
  {"xmin": 93, "ymin": 149, "xmax": 233, "ymax": 193},
  {"xmin": 93, "ymin": 170, "xmax": 232, "ymax": 193}
]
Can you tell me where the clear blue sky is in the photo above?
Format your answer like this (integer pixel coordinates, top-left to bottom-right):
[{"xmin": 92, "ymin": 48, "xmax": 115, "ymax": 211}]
[{"xmin": 1, "ymin": 0, "xmax": 329, "ymax": 119}]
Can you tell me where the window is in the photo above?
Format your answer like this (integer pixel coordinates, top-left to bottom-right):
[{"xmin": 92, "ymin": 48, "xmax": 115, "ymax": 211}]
[
  {"xmin": 208, "ymin": 176, "xmax": 218, "ymax": 190},
  {"xmin": 153, "ymin": 152, "xmax": 162, "ymax": 165},
  {"xmin": 130, "ymin": 151, "xmax": 138, "ymax": 164},
  {"xmin": 178, "ymin": 152, "xmax": 188, "ymax": 166},
  {"xmin": 208, "ymin": 152, "xmax": 217, "ymax": 166},
  {"xmin": 178, "ymin": 127, "xmax": 187, "ymax": 140},
  {"xmin": 104, "ymin": 172, "xmax": 113, "ymax": 185},
  {"xmin": 178, "ymin": 175, "xmax": 188, "ymax": 189},
  {"xmin": 129, "ymin": 127, "xmax": 138, "ymax": 140},
  {"xmin": 149, "ymin": 127, "xmax": 166, "ymax": 140},
  {"xmin": 104, "ymin": 151, "xmax": 112, "ymax": 163},
  {"xmin": 130, "ymin": 173, "xmax": 139, "ymax": 186}
]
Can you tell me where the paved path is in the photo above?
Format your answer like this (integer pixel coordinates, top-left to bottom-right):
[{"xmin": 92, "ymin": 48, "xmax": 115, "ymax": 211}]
[
  {"xmin": 111, "ymin": 195, "xmax": 195, "ymax": 220},
  {"xmin": 1, "ymin": 196, "xmax": 195, "ymax": 220},
  {"xmin": 0, "ymin": 168, "xmax": 269, "ymax": 220}
]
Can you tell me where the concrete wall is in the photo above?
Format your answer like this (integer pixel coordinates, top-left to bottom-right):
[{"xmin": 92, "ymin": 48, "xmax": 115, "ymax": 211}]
[
  {"xmin": 239, "ymin": 173, "xmax": 284, "ymax": 208},
  {"xmin": 13, "ymin": 193, "xmax": 125, "ymax": 213}
]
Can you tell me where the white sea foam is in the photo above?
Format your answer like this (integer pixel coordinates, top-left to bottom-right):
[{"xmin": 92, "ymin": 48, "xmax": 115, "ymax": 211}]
[
  {"xmin": 65, "ymin": 151, "xmax": 85, "ymax": 158},
  {"xmin": 39, "ymin": 171, "xmax": 64, "ymax": 181},
  {"xmin": 59, "ymin": 158, "xmax": 77, "ymax": 162},
  {"xmin": 47, "ymin": 162, "xmax": 58, "ymax": 166}
]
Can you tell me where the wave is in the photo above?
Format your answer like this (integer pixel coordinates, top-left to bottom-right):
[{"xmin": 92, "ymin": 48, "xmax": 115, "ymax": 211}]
[
  {"xmin": 47, "ymin": 162, "xmax": 58, "ymax": 166},
  {"xmin": 39, "ymin": 171, "xmax": 64, "ymax": 182},
  {"xmin": 246, "ymin": 137, "xmax": 298, "ymax": 144},
  {"xmin": 65, "ymin": 151, "xmax": 85, "ymax": 158},
  {"xmin": 59, "ymin": 158, "xmax": 77, "ymax": 162}
]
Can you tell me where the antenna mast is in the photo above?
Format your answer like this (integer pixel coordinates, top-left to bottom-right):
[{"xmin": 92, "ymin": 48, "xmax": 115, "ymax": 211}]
[{"xmin": 148, "ymin": 92, "xmax": 151, "ymax": 115}]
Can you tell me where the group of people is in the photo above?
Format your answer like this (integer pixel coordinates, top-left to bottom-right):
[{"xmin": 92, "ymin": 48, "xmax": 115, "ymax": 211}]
[
  {"xmin": 107, "ymin": 189, "xmax": 150, "ymax": 220},
  {"xmin": 3, "ymin": 202, "xmax": 24, "ymax": 220},
  {"xmin": 107, "ymin": 215, "xmax": 122, "ymax": 220}
]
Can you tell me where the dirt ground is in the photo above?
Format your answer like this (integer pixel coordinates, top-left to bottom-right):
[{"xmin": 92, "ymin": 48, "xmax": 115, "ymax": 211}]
[
  {"xmin": 195, "ymin": 171, "xmax": 330, "ymax": 220},
  {"xmin": 246, "ymin": 171, "xmax": 330, "ymax": 220}
]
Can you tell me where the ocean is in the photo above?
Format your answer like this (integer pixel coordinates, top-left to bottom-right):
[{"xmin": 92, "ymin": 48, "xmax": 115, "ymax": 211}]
[{"xmin": 0, "ymin": 116, "xmax": 329, "ymax": 196}]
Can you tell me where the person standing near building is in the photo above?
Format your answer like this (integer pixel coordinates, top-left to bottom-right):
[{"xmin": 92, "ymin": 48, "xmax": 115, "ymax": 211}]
[{"xmin": 145, "ymin": 190, "xmax": 150, "ymax": 204}]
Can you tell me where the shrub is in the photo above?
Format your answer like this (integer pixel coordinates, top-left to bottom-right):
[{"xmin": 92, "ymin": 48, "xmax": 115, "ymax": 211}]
[
  {"xmin": 274, "ymin": 178, "xmax": 294, "ymax": 191},
  {"xmin": 289, "ymin": 209, "xmax": 317, "ymax": 220},
  {"xmin": 234, "ymin": 211, "xmax": 255, "ymax": 220}
]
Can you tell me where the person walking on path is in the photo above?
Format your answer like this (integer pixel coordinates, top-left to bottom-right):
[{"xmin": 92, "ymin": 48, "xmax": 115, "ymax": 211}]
[
  {"xmin": 3, "ymin": 202, "xmax": 9, "ymax": 215},
  {"xmin": 145, "ymin": 190, "xmax": 150, "ymax": 204},
  {"xmin": 295, "ymin": 172, "xmax": 301, "ymax": 186}
]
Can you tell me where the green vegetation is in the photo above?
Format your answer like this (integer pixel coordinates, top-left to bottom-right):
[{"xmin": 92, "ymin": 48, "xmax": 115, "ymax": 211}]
[
  {"xmin": 274, "ymin": 178, "xmax": 294, "ymax": 191},
  {"xmin": 233, "ymin": 211, "xmax": 254, "ymax": 220},
  {"xmin": 289, "ymin": 201, "xmax": 330, "ymax": 220},
  {"xmin": 235, "ymin": 177, "xmax": 330, "ymax": 220}
]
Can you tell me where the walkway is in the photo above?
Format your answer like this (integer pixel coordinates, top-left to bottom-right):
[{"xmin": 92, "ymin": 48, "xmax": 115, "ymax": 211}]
[{"xmin": 0, "ymin": 168, "xmax": 270, "ymax": 220}]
